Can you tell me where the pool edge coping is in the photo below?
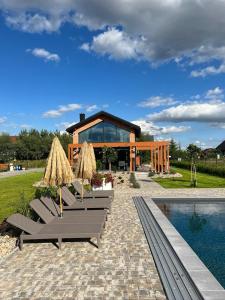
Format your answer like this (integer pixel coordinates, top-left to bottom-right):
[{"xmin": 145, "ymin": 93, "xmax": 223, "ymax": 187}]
[{"xmin": 143, "ymin": 196, "xmax": 225, "ymax": 300}]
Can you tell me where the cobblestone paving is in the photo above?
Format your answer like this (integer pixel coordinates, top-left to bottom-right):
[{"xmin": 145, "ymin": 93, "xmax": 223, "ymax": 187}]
[
  {"xmin": 0, "ymin": 185, "xmax": 166, "ymax": 300},
  {"xmin": 1, "ymin": 173, "xmax": 225, "ymax": 300}
]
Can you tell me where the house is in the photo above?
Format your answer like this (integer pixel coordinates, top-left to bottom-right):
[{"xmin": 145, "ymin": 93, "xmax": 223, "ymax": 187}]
[
  {"xmin": 216, "ymin": 140, "xmax": 225, "ymax": 155},
  {"xmin": 66, "ymin": 111, "xmax": 170, "ymax": 172}
]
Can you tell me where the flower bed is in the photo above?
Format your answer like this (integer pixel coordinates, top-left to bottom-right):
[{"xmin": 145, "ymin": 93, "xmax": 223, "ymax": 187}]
[{"xmin": 91, "ymin": 173, "xmax": 114, "ymax": 190}]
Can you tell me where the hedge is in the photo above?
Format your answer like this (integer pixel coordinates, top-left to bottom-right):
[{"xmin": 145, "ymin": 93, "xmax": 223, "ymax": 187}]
[{"xmin": 171, "ymin": 160, "xmax": 225, "ymax": 178}]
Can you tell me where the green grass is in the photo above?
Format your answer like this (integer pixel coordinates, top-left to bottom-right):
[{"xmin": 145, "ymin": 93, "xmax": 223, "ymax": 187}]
[
  {"xmin": 0, "ymin": 172, "xmax": 43, "ymax": 222},
  {"xmin": 154, "ymin": 167, "xmax": 225, "ymax": 188}
]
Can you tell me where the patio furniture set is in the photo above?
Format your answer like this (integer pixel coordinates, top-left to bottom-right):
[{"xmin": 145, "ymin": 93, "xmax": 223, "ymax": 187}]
[{"xmin": 7, "ymin": 181, "xmax": 114, "ymax": 250}]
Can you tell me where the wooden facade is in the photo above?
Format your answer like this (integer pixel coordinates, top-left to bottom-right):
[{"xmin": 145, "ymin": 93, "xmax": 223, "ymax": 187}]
[{"xmin": 66, "ymin": 111, "xmax": 170, "ymax": 172}]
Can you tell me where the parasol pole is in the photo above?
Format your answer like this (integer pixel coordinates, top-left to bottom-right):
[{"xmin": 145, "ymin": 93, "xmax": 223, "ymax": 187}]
[{"xmin": 59, "ymin": 186, "xmax": 63, "ymax": 218}]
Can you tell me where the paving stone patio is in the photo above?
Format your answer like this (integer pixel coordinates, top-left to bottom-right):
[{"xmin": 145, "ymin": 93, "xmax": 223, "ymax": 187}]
[
  {"xmin": 1, "ymin": 173, "xmax": 225, "ymax": 300},
  {"xmin": 0, "ymin": 177, "xmax": 167, "ymax": 300}
]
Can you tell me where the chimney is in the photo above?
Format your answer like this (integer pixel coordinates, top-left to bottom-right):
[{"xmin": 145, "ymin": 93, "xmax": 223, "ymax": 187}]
[{"xmin": 80, "ymin": 113, "xmax": 85, "ymax": 122}]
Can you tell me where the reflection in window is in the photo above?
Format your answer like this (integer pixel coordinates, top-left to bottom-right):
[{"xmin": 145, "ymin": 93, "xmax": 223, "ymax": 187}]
[{"xmin": 79, "ymin": 121, "xmax": 130, "ymax": 143}]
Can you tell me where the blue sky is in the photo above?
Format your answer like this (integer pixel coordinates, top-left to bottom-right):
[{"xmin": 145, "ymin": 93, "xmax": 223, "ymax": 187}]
[{"xmin": 1, "ymin": 1, "xmax": 225, "ymax": 149}]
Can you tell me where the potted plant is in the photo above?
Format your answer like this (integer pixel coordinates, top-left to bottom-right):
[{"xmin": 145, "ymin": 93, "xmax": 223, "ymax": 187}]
[
  {"xmin": 91, "ymin": 173, "xmax": 104, "ymax": 190},
  {"xmin": 103, "ymin": 173, "xmax": 113, "ymax": 190}
]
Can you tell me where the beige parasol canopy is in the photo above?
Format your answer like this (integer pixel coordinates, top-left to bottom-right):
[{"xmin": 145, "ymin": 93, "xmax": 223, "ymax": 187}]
[
  {"xmin": 43, "ymin": 136, "xmax": 74, "ymax": 216},
  {"xmin": 75, "ymin": 141, "xmax": 96, "ymax": 198},
  {"xmin": 89, "ymin": 143, "xmax": 96, "ymax": 174},
  {"xmin": 43, "ymin": 137, "xmax": 74, "ymax": 186}
]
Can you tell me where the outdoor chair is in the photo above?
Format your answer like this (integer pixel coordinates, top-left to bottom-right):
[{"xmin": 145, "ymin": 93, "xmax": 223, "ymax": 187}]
[
  {"xmin": 61, "ymin": 186, "xmax": 112, "ymax": 213},
  {"xmin": 7, "ymin": 213, "xmax": 103, "ymax": 250},
  {"xmin": 73, "ymin": 181, "xmax": 114, "ymax": 200},
  {"xmin": 40, "ymin": 197, "xmax": 107, "ymax": 221},
  {"xmin": 30, "ymin": 199, "xmax": 107, "ymax": 228}
]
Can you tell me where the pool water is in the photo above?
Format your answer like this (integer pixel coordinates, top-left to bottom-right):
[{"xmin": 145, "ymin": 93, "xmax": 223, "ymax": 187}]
[{"xmin": 157, "ymin": 201, "xmax": 225, "ymax": 289}]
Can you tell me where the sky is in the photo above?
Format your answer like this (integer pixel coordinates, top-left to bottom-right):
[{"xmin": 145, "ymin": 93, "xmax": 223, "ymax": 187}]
[{"xmin": 1, "ymin": 0, "xmax": 225, "ymax": 149}]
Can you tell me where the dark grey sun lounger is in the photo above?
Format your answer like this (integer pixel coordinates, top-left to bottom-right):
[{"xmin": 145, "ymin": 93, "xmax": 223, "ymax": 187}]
[
  {"xmin": 73, "ymin": 181, "xmax": 114, "ymax": 200},
  {"xmin": 30, "ymin": 199, "xmax": 107, "ymax": 228},
  {"xmin": 7, "ymin": 213, "xmax": 103, "ymax": 249},
  {"xmin": 61, "ymin": 187, "xmax": 112, "ymax": 213},
  {"xmin": 40, "ymin": 197, "xmax": 107, "ymax": 220}
]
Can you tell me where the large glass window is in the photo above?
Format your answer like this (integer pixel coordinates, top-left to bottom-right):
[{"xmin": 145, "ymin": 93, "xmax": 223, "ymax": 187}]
[{"xmin": 79, "ymin": 121, "xmax": 130, "ymax": 143}]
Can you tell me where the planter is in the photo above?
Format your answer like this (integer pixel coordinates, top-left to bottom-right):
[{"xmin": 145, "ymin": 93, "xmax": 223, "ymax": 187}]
[
  {"xmin": 92, "ymin": 185, "xmax": 103, "ymax": 191},
  {"xmin": 92, "ymin": 180, "xmax": 112, "ymax": 191},
  {"xmin": 103, "ymin": 181, "xmax": 112, "ymax": 190}
]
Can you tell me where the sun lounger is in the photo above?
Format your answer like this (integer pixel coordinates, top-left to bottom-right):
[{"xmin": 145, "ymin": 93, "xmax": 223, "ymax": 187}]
[
  {"xmin": 7, "ymin": 213, "xmax": 103, "ymax": 249},
  {"xmin": 73, "ymin": 181, "xmax": 114, "ymax": 200},
  {"xmin": 40, "ymin": 197, "xmax": 107, "ymax": 220},
  {"xmin": 30, "ymin": 199, "xmax": 107, "ymax": 227},
  {"xmin": 61, "ymin": 187, "xmax": 112, "ymax": 213}
]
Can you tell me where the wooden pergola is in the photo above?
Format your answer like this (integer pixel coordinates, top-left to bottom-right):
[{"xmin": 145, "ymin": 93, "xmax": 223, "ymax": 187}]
[{"xmin": 68, "ymin": 141, "xmax": 170, "ymax": 172}]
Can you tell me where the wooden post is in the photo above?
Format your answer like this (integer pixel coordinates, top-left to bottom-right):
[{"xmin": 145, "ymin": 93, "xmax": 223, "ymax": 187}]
[
  {"xmin": 150, "ymin": 148, "xmax": 153, "ymax": 170},
  {"xmin": 158, "ymin": 146, "xmax": 160, "ymax": 173},
  {"xmin": 154, "ymin": 148, "xmax": 157, "ymax": 172},
  {"xmin": 130, "ymin": 147, "xmax": 133, "ymax": 171},
  {"xmin": 167, "ymin": 145, "xmax": 170, "ymax": 172},
  {"xmin": 160, "ymin": 145, "xmax": 163, "ymax": 173},
  {"xmin": 164, "ymin": 145, "xmax": 166, "ymax": 172}
]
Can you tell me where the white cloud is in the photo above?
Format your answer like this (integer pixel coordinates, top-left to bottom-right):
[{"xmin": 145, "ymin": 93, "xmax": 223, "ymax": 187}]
[
  {"xmin": 55, "ymin": 121, "xmax": 76, "ymax": 131},
  {"xmin": 191, "ymin": 63, "xmax": 225, "ymax": 78},
  {"xmin": 20, "ymin": 124, "xmax": 31, "ymax": 129},
  {"xmin": 149, "ymin": 102, "xmax": 225, "ymax": 123},
  {"xmin": 86, "ymin": 105, "xmax": 98, "ymax": 113},
  {"xmin": 81, "ymin": 28, "xmax": 144, "ymax": 60},
  {"xmin": 132, "ymin": 119, "xmax": 190, "ymax": 136},
  {"xmin": 43, "ymin": 104, "xmax": 82, "ymax": 118},
  {"xmin": 6, "ymin": 13, "xmax": 63, "ymax": 33},
  {"xmin": 138, "ymin": 96, "xmax": 177, "ymax": 108},
  {"xmin": 206, "ymin": 87, "xmax": 224, "ymax": 99},
  {"xmin": 27, "ymin": 48, "xmax": 60, "ymax": 62},
  {"xmin": 2, "ymin": 0, "xmax": 225, "ymax": 74},
  {"xmin": 0, "ymin": 117, "xmax": 7, "ymax": 124}
]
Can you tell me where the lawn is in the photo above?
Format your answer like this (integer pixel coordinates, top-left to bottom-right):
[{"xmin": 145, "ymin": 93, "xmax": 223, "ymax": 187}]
[
  {"xmin": 154, "ymin": 167, "xmax": 225, "ymax": 188},
  {"xmin": 0, "ymin": 172, "xmax": 43, "ymax": 223}
]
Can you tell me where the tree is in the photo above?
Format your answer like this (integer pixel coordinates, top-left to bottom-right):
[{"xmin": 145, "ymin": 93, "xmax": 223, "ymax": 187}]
[
  {"xmin": 102, "ymin": 146, "xmax": 118, "ymax": 172},
  {"xmin": 169, "ymin": 139, "xmax": 179, "ymax": 159},
  {"xmin": 0, "ymin": 133, "xmax": 15, "ymax": 162},
  {"xmin": 186, "ymin": 144, "xmax": 201, "ymax": 160}
]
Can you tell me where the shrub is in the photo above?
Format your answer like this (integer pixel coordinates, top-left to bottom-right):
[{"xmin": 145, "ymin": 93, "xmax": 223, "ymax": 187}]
[
  {"xmin": 171, "ymin": 160, "xmax": 225, "ymax": 178},
  {"xmin": 91, "ymin": 173, "xmax": 103, "ymax": 187},
  {"xmin": 16, "ymin": 192, "xmax": 36, "ymax": 219},
  {"xmin": 133, "ymin": 181, "xmax": 140, "ymax": 188},
  {"xmin": 148, "ymin": 171, "xmax": 155, "ymax": 177},
  {"xmin": 84, "ymin": 184, "xmax": 92, "ymax": 191},
  {"xmin": 129, "ymin": 172, "xmax": 140, "ymax": 189},
  {"xmin": 105, "ymin": 173, "xmax": 114, "ymax": 184},
  {"xmin": 170, "ymin": 169, "xmax": 176, "ymax": 175},
  {"xmin": 35, "ymin": 186, "xmax": 58, "ymax": 200}
]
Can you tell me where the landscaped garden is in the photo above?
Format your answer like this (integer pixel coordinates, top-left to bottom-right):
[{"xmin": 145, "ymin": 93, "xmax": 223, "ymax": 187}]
[
  {"xmin": 0, "ymin": 172, "xmax": 43, "ymax": 222},
  {"xmin": 154, "ymin": 167, "xmax": 225, "ymax": 188}
]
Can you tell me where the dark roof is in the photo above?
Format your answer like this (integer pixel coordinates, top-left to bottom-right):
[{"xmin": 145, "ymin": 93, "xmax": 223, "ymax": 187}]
[
  {"xmin": 66, "ymin": 111, "xmax": 141, "ymax": 136},
  {"xmin": 216, "ymin": 140, "xmax": 225, "ymax": 152}
]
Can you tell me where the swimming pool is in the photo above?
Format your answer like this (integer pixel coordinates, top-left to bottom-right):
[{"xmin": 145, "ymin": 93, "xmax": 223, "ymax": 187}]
[{"xmin": 156, "ymin": 199, "xmax": 225, "ymax": 290}]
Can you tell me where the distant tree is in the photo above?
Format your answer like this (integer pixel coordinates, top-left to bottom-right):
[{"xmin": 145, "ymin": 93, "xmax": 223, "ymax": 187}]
[
  {"xmin": 102, "ymin": 146, "xmax": 118, "ymax": 172},
  {"xmin": 15, "ymin": 129, "xmax": 72, "ymax": 160},
  {"xmin": 0, "ymin": 133, "xmax": 15, "ymax": 162},
  {"xmin": 169, "ymin": 139, "xmax": 179, "ymax": 159},
  {"xmin": 186, "ymin": 144, "xmax": 201, "ymax": 160},
  {"xmin": 56, "ymin": 132, "xmax": 72, "ymax": 154}
]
